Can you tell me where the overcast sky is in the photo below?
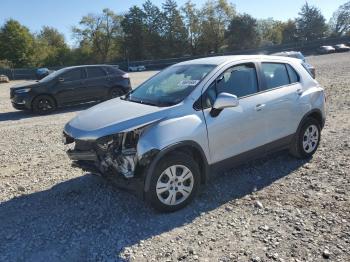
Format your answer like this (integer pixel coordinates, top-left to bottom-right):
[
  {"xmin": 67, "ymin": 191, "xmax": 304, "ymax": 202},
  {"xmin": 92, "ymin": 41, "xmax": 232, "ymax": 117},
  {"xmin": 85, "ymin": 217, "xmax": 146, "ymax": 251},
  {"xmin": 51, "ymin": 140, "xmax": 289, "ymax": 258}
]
[{"xmin": 0, "ymin": 0, "xmax": 347, "ymax": 46}]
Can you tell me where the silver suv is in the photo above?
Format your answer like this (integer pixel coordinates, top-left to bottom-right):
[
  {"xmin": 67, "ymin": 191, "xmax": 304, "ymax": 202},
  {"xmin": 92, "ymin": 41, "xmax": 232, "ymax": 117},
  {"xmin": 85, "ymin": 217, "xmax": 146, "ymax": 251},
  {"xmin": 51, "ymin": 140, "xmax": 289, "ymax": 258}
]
[{"xmin": 63, "ymin": 55, "xmax": 326, "ymax": 212}]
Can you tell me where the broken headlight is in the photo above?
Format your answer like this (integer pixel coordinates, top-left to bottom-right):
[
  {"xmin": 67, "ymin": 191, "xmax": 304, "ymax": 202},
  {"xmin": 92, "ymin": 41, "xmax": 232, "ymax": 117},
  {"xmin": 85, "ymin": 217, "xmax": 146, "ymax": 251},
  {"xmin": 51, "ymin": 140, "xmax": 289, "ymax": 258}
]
[{"xmin": 96, "ymin": 128, "xmax": 144, "ymax": 178}]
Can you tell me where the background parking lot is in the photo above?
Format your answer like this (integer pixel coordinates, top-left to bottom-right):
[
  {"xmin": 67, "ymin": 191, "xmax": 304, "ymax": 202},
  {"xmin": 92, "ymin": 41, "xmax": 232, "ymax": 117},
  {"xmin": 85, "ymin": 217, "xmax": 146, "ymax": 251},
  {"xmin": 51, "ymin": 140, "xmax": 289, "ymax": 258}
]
[{"xmin": 0, "ymin": 55, "xmax": 349, "ymax": 261}]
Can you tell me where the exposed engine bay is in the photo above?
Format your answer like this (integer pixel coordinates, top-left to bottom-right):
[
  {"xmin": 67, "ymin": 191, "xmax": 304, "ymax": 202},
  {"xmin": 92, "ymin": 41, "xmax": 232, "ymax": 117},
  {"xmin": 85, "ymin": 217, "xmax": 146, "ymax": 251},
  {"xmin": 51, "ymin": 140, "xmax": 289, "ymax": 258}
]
[
  {"xmin": 96, "ymin": 130, "xmax": 142, "ymax": 178},
  {"xmin": 64, "ymin": 129, "xmax": 143, "ymax": 179}
]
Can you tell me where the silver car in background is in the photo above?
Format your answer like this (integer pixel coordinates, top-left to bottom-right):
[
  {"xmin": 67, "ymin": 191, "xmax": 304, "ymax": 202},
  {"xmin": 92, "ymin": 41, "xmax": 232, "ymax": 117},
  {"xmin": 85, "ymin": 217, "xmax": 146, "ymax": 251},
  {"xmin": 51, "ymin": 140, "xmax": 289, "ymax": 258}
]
[
  {"xmin": 63, "ymin": 55, "xmax": 326, "ymax": 212},
  {"xmin": 271, "ymin": 51, "xmax": 316, "ymax": 78}
]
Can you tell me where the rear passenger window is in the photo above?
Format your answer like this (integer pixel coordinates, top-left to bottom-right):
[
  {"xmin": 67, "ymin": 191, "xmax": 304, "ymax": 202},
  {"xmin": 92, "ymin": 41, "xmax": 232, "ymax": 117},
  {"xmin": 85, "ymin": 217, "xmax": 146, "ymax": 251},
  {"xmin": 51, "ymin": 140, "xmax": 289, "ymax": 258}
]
[
  {"xmin": 261, "ymin": 63, "xmax": 290, "ymax": 90},
  {"xmin": 286, "ymin": 64, "xmax": 299, "ymax": 83},
  {"xmin": 87, "ymin": 67, "xmax": 106, "ymax": 78},
  {"xmin": 216, "ymin": 63, "xmax": 258, "ymax": 98}
]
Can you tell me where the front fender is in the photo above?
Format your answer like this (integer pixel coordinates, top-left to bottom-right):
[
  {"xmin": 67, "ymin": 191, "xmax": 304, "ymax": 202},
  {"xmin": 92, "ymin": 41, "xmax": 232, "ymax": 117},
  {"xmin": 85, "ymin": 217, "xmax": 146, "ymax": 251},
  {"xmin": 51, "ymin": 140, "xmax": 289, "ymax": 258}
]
[{"xmin": 137, "ymin": 113, "xmax": 210, "ymax": 162}]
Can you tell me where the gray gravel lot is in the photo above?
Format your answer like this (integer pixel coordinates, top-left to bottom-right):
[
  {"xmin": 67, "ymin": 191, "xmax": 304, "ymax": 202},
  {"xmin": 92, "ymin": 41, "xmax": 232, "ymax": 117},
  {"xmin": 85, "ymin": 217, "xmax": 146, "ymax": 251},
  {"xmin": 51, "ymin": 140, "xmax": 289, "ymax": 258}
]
[{"xmin": 0, "ymin": 55, "xmax": 349, "ymax": 262}]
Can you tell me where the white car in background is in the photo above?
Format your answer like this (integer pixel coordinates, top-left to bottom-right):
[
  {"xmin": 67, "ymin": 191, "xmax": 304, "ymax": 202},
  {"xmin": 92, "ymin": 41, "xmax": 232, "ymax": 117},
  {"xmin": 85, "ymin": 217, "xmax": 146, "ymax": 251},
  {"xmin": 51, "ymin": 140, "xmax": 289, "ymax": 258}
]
[{"xmin": 128, "ymin": 65, "xmax": 146, "ymax": 72}]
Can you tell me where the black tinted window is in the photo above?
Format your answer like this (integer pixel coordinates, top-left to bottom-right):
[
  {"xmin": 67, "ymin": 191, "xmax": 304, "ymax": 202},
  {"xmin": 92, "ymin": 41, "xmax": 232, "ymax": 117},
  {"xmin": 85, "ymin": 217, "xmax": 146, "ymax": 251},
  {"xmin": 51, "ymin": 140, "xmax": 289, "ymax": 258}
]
[
  {"xmin": 286, "ymin": 64, "xmax": 299, "ymax": 83},
  {"xmin": 61, "ymin": 69, "xmax": 82, "ymax": 82},
  {"xmin": 216, "ymin": 63, "xmax": 258, "ymax": 98},
  {"xmin": 106, "ymin": 66, "xmax": 123, "ymax": 75},
  {"xmin": 261, "ymin": 63, "xmax": 290, "ymax": 90},
  {"xmin": 87, "ymin": 67, "xmax": 106, "ymax": 78}
]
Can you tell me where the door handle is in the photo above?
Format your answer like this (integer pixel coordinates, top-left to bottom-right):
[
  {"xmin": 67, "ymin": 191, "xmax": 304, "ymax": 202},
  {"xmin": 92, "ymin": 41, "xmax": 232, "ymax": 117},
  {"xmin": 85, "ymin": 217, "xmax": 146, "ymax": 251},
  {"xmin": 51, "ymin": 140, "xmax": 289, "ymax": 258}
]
[
  {"xmin": 255, "ymin": 104, "xmax": 266, "ymax": 111},
  {"xmin": 296, "ymin": 89, "xmax": 303, "ymax": 96}
]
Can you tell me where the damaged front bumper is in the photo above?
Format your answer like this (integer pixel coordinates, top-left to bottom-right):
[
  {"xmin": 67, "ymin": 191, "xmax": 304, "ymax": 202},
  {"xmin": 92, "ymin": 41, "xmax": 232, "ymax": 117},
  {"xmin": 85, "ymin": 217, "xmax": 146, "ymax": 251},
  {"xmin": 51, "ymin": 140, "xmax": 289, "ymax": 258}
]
[
  {"xmin": 62, "ymin": 130, "xmax": 155, "ymax": 195},
  {"xmin": 67, "ymin": 150, "xmax": 98, "ymax": 161}
]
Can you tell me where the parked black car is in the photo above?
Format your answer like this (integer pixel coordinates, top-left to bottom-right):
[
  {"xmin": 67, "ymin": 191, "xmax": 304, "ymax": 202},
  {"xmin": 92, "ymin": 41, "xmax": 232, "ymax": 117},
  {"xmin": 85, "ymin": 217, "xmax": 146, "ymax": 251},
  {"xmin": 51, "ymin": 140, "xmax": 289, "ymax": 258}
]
[{"xmin": 10, "ymin": 65, "xmax": 131, "ymax": 114}]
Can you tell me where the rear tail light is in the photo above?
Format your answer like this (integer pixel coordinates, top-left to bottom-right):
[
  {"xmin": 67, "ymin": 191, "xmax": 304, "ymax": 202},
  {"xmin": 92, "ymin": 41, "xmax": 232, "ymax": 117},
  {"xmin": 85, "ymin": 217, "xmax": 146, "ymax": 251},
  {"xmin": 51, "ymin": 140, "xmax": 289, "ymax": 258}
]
[{"xmin": 122, "ymin": 73, "xmax": 129, "ymax": 79}]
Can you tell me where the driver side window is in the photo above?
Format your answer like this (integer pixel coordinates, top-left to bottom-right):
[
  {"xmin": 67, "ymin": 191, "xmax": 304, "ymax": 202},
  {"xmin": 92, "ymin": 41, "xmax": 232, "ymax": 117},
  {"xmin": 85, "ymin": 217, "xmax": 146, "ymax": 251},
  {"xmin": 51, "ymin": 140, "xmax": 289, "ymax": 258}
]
[
  {"xmin": 216, "ymin": 63, "xmax": 258, "ymax": 98},
  {"xmin": 200, "ymin": 63, "xmax": 258, "ymax": 109},
  {"xmin": 61, "ymin": 69, "xmax": 82, "ymax": 82}
]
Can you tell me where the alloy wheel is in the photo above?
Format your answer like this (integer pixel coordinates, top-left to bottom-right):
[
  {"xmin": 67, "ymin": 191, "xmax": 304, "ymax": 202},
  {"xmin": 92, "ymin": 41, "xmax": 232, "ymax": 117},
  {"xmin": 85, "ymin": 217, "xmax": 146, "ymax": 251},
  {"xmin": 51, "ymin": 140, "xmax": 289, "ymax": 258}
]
[
  {"xmin": 156, "ymin": 165, "xmax": 194, "ymax": 206},
  {"xmin": 302, "ymin": 124, "xmax": 319, "ymax": 153},
  {"xmin": 38, "ymin": 99, "xmax": 53, "ymax": 112}
]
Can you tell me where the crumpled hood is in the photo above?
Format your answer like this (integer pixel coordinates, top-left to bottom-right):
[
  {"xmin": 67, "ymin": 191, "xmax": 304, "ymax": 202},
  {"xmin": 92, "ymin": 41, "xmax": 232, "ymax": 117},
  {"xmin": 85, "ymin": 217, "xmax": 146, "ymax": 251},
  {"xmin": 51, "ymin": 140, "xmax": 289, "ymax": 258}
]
[{"xmin": 64, "ymin": 98, "xmax": 171, "ymax": 140}]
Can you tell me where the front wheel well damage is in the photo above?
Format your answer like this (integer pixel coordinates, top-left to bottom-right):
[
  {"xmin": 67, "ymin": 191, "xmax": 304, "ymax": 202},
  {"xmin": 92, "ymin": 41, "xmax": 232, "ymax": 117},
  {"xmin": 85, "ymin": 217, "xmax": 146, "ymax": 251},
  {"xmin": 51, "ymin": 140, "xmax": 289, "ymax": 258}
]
[{"xmin": 149, "ymin": 144, "xmax": 209, "ymax": 186}]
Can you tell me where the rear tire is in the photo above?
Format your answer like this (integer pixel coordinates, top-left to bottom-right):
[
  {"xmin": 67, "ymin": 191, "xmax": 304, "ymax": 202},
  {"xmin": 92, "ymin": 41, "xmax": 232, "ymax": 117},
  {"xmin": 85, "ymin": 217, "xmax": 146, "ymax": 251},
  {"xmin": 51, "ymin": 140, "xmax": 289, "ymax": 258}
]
[
  {"xmin": 289, "ymin": 117, "xmax": 321, "ymax": 159},
  {"xmin": 32, "ymin": 95, "xmax": 56, "ymax": 114},
  {"xmin": 146, "ymin": 152, "xmax": 200, "ymax": 212}
]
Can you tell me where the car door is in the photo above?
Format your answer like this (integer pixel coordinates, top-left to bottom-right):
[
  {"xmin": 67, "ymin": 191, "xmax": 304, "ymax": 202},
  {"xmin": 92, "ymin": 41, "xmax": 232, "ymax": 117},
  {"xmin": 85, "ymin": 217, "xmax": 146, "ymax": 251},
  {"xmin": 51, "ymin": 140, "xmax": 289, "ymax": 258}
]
[
  {"xmin": 84, "ymin": 67, "xmax": 110, "ymax": 100},
  {"xmin": 202, "ymin": 62, "xmax": 270, "ymax": 164},
  {"xmin": 54, "ymin": 68, "xmax": 85, "ymax": 104},
  {"xmin": 258, "ymin": 62, "xmax": 302, "ymax": 143}
]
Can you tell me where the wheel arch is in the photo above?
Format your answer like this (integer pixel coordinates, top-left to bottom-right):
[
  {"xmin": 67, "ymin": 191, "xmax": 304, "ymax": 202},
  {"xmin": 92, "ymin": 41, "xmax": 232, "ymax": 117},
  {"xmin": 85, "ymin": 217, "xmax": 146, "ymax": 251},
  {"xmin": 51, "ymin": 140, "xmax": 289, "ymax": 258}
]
[
  {"xmin": 142, "ymin": 141, "xmax": 210, "ymax": 194},
  {"xmin": 298, "ymin": 109, "xmax": 324, "ymax": 132}
]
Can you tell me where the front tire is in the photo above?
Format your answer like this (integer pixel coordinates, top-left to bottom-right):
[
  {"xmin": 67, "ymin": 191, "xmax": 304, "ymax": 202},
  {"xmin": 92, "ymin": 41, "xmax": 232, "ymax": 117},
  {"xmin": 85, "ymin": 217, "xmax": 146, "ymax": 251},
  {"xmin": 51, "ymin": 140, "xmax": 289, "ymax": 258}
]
[
  {"xmin": 146, "ymin": 152, "xmax": 200, "ymax": 212},
  {"xmin": 290, "ymin": 117, "xmax": 321, "ymax": 159},
  {"xmin": 108, "ymin": 88, "xmax": 123, "ymax": 99},
  {"xmin": 32, "ymin": 95, "xmax": 56, "ymax": 114}
]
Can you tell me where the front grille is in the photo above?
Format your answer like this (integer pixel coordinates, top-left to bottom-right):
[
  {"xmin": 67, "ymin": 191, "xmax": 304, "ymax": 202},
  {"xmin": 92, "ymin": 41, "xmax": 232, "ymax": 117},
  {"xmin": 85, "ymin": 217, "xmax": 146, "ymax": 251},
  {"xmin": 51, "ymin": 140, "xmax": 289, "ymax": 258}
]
[{"xmin": 75, "ymin": 140, "xmax": 94, "ymax": 151}]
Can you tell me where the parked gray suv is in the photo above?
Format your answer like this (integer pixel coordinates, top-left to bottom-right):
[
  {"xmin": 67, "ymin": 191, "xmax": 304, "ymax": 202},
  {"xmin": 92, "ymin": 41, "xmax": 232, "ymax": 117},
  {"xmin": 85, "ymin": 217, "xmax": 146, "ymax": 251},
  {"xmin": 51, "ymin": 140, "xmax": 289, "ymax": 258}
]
[{"xmin": 63, "ymin": 55, "xmax": 326, "ymax": 212}]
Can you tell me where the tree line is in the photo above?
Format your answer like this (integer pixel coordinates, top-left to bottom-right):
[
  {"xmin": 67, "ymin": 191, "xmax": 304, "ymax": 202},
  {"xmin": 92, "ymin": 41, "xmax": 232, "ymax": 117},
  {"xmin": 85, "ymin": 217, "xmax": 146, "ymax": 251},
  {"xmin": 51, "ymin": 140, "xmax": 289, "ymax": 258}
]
[{"xmin": 0, "ymin": 0, "xmax": 349, "ymax": 68}]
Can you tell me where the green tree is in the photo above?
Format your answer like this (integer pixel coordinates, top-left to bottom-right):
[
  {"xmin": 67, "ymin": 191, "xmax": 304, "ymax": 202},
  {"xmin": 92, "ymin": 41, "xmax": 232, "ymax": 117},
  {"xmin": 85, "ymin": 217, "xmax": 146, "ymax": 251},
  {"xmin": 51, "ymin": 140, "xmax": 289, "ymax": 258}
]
[
  {"xmin": 69, "ymin": 40, "xmax": 95, "ymax": 65},
  {"xmin": 281, "ymin": 19, "xmax": 298, "ymax": 43},
  {"xmin": 200, "ymin": 0, "xmax": 236, "ymax": 53},
  {"xmin": 0, "ymin": 19, "xmax": 35, "ymax": 67},
  {"xmin": 142, "ymin": 0, "xmax": 165, "ymax": 59},
  {"xmin": 226, "ymin": 14, "xmax": 260, "ymax": 50},
  {"xmin": 162, "ymin": 0, "xmax": 188, "ymax": 57},
  {"xmin": 330, "ymin": 1, "xmax": 350, "ymax": 36},
  {"xmin": 296, "ymin": 3, "xmax": 327, "ymax": 40},
  {"xmin": 182, "ymin": 0, "xmax": 201, "ymax": 55},
  {"xmin": 36, "ymin": 26, "xmax": 70, "ymax": 66},
  {"xmin": 257, "ymin": 18, "xmax": 284, "ymax": 46},
  {"xmin": 73, "ymin": 8, "xmax": 123, "ymax": 63},
  {"xmin": 121, "ymin": 6, "xmax": 147, "ymax": 60}
]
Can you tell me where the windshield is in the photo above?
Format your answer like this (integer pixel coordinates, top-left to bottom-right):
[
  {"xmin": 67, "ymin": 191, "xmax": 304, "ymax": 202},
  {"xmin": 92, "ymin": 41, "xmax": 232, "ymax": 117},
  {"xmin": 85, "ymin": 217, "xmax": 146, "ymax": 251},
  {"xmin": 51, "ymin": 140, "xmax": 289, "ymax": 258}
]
[
  {"xmin": 39, "ymin": 68, "xmax": 66, "ymax": 83},
  {"xmin": 125, "ymin": 64, "xmax": 215, "ymax": 107}
]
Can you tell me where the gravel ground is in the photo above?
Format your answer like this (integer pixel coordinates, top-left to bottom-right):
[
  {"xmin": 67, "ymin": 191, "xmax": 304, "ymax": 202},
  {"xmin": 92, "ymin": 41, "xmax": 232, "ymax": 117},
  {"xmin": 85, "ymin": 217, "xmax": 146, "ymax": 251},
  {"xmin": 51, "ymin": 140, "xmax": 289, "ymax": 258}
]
[{"xmin": 0, "ymin": 55, "xmax": 349, "ymax": 262}]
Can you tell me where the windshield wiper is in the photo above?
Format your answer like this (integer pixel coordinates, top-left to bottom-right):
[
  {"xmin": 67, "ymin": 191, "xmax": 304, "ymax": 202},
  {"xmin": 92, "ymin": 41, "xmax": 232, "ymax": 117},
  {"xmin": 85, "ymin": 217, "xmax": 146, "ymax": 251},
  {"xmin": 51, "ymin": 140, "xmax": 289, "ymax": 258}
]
[{"xmin": 125, "ymin": 97, "xmax": 159, "ymax": 106}]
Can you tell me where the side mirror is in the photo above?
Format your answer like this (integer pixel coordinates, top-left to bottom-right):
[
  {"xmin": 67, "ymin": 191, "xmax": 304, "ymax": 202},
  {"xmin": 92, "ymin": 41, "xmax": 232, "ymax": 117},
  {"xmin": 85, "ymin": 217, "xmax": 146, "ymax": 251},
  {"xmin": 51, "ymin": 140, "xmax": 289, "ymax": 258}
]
[
  {"xmin": 211, "ymin": 92, "xmax": 239, "ymax": 117},
  {"xmin": 58, "ymin": 77, "xmax": 65, "ymax": 82}
]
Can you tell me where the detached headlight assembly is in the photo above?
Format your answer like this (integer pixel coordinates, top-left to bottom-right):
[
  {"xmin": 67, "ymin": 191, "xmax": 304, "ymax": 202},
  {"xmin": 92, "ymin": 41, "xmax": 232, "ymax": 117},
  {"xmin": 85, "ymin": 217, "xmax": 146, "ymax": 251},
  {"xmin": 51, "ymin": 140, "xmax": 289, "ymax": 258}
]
[
  {"xmin": 96, "ymin": 134, "xmax": 120, "ymax": 150},
  {"xmin": 15, "ymin": 88, "xmax": 31, "ymax": 93}
]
